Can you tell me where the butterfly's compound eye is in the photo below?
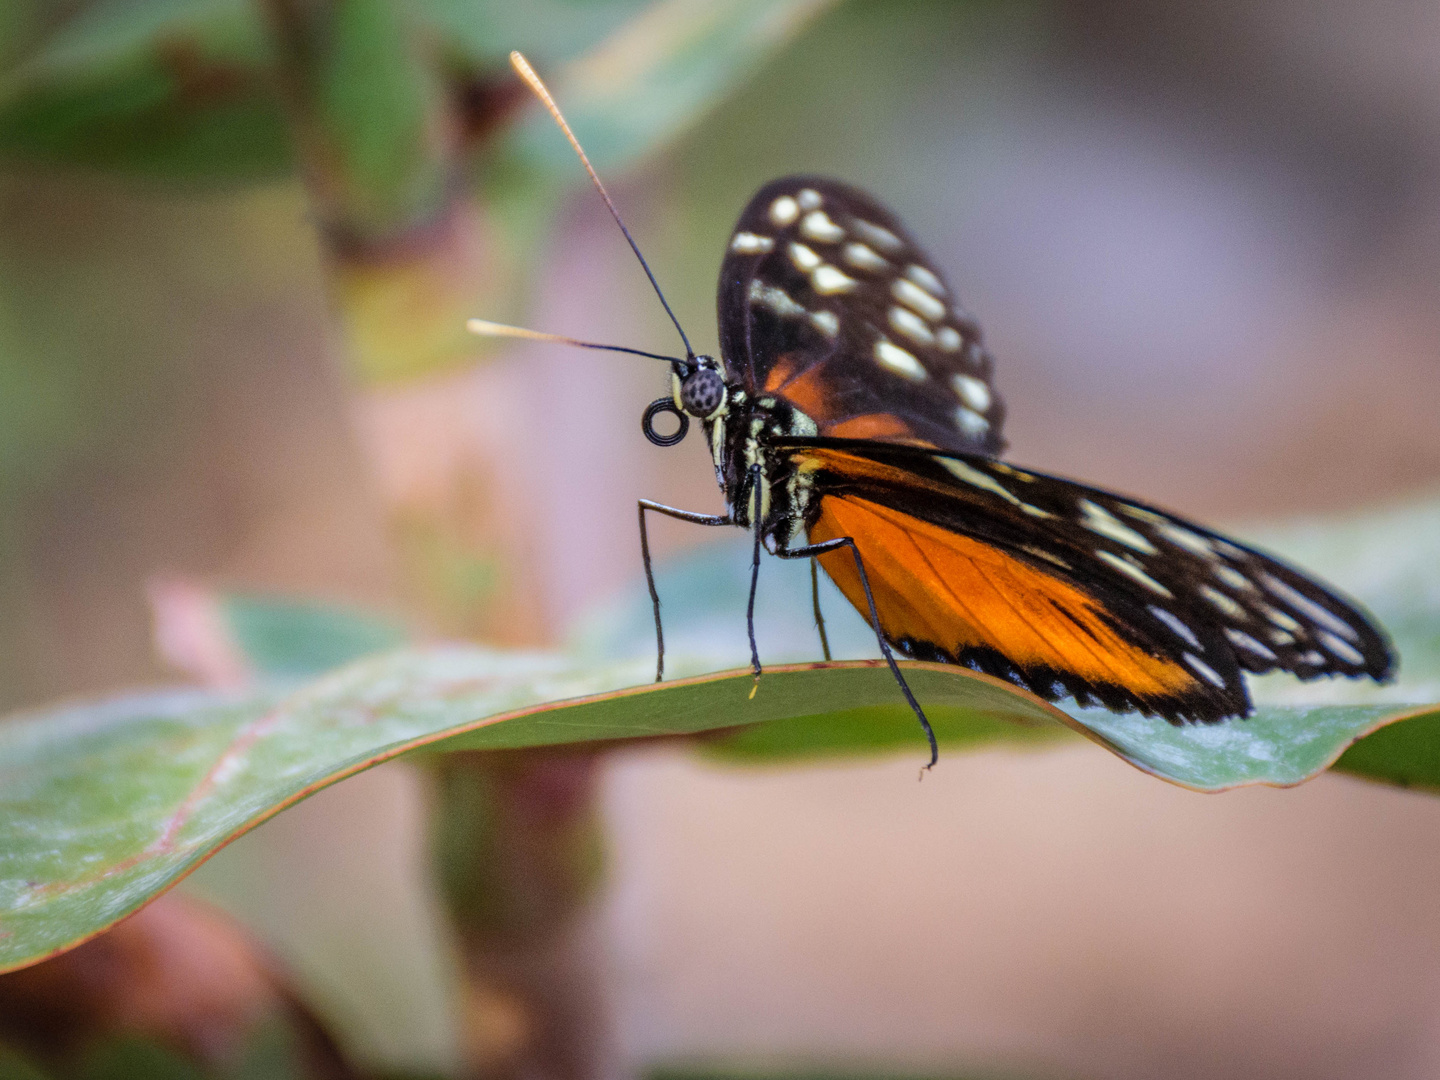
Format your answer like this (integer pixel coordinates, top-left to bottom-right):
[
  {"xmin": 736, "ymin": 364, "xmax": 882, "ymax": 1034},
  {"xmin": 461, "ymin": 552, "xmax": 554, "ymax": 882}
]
[{"xmin": 679, "ymin": 367, "xmax": 726, "ymax": 418}]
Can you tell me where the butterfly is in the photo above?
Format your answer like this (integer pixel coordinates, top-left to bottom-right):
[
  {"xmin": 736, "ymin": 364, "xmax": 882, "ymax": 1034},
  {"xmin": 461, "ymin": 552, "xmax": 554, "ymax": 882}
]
[{"xmin": 474, "ymin": 53, "xmax": 1396, "ymax": 768}]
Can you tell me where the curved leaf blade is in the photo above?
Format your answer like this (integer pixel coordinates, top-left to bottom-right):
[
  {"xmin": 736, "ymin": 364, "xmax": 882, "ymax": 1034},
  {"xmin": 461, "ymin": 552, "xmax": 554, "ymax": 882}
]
[{"xmin": 0, "ymin": 648, "xmax": 1064, "ymax": 974}]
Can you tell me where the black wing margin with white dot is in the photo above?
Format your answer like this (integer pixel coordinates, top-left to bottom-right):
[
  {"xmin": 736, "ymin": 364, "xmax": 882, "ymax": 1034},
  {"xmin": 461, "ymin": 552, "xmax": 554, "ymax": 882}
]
[
  {"xmin": 717, "ymin": 176, "xmax": 1007, "ymax": 457},
  {"xmin": 783, "ymin": 437, "xmax": 1396, "ymax": 723}
]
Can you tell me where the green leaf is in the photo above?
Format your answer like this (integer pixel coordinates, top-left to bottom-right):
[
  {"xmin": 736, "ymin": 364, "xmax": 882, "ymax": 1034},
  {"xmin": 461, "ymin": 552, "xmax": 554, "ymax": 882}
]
[
  {"xmin": 219, "ymin": 593, "xmax": 409, "ymax": 680},
  {"xmin": 0, "ymin": 0, "xmax": 291, "ymax": 180},
  {"xmin": 502, "ymin": 0, "xmax": 838, "ymax": 177},
  {"xmin": 2, "ymin": 642, "xmax": 1435, "ymax": 975},
  {"xmin": 0, "ymin": 648, "xmax": 1068, "ymax": 973}
]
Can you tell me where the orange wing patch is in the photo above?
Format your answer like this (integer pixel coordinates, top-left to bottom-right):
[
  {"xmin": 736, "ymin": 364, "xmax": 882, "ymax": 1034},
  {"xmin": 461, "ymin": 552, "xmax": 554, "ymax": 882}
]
[
  {"xmin": 762, "ymin": 358, "xmax": 937, "ymax": 445},
  {"xmin": 808, "ymin": 494, "xmax": 1202, "ymax": 706}
]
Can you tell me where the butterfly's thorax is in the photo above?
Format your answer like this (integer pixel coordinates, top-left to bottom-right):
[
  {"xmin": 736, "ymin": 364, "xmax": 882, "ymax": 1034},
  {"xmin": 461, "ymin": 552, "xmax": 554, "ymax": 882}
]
[{"xmin": 702, "ymin": 380, "xmax": 819, "ymax": 548}]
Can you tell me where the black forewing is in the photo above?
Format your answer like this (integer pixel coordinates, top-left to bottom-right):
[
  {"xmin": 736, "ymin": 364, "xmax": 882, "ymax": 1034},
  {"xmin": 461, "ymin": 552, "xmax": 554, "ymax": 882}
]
[
  {"xmin": 717, "ymin": 176, "xmax": 1006, "ymax": 455},
  {"xmin": 785, "ymin": 437, "xmax": 1395, "ymax": 720}
]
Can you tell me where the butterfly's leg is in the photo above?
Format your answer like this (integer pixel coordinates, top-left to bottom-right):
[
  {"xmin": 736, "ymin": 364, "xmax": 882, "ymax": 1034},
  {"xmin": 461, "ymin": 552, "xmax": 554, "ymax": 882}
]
[
  {"xmin": 746, "ymin": 509, "xmax": 763, "ymax": 686},
  {"xmin": 638, "ymin": 500, "xmax": 731, "ymax": 681},
  {"xmin": 777, "ymin": 536, "xmax": 938, "ymax": 769},
  {"xmin": 810, "ymin": 558, "xmax": 832, "ymax": 662}
]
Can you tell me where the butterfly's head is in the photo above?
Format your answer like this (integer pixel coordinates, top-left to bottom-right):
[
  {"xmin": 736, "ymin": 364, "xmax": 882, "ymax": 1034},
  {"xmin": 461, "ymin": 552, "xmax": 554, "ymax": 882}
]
[{"xmin": 672, "ymin": 355, "xmax": 728, "ymax": 420}]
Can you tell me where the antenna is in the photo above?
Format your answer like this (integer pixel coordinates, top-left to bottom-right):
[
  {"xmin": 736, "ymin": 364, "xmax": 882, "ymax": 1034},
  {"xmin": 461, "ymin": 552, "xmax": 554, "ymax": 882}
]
[
  {"xmin": 509, "ymin": 51, "xmax": 696, "ymax": 361},
  {"xmin": 467, "ymin": 318, "xmax": 684, "ymax": 364}
]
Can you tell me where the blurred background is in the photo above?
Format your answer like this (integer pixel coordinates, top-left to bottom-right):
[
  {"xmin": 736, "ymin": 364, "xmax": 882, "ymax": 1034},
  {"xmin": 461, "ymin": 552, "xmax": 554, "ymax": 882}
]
[{"xmin": 3, "ymin": 1, "xmax": 1440, "ymax": 1078}]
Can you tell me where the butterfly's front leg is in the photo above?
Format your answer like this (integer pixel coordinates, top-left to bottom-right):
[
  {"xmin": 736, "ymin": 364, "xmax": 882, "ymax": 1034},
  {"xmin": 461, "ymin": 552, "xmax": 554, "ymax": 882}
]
[
  {"xmin": 637, "ymin": 500, "xmax": 732, "ymax": 681},
  {"xmin": 776, "ymin": 535, "xmax": 938, "ymax": 769}
]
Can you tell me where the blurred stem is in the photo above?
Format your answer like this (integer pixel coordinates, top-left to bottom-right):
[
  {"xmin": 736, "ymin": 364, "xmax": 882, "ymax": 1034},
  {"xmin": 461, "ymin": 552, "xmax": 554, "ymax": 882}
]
[
  {"xmin": 256, "ymin": 0, "xmax": 517, "ymax": 380},
  {"xmin": 430, "ymin": 750, "xmax": 612, "ymax": 1080}
]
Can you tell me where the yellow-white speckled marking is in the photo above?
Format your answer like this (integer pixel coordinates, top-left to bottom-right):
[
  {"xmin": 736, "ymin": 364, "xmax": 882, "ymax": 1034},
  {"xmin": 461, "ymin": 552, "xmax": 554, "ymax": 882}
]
[
  {"xmin": 936, "ymin": 326, "xmax": 962, "ymax": 351},
  {"xmin": 796, "ymin": 188, "xmax": 822, "ymax": 211}
]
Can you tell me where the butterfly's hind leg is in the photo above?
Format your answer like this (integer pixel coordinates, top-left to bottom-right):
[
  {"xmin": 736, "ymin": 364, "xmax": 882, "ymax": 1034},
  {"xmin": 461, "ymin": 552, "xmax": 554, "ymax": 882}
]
[
  {"xmin": 810, "ymin": 558, "xmax": 832, "ymax": 662},
  {"xmin": 638, "ymin": 500, "xmax": 732, "ymax": 681},
  {"xmin": 776, "ymin": 536, "xmax": 939, "ymax": 769}
]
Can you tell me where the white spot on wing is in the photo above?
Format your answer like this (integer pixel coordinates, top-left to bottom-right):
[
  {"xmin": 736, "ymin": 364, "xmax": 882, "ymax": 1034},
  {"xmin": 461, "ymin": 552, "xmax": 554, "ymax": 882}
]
[
  {"xmin": 851, "ymin": 218, "xmax": 903, "ymax": 251},
  {"xmin": 1097, "ymin": 550, "xmax": 1172, "ymax": 596},
  {"xmin": 873, "ymin": 338, "xmax": 927, "ymax": 381},
  {"xmin": 1185, "ymin": 653, "xmax": 1228, "ymax": 688},
  {"xmin": 954, "ymin": 407, "xmax": 989, "ymax": 438},
  {"xmin": 811, "ymin": 265, "xmax": 858, "ymax": 294},
  {"xmin": 769, "ymin": 196, "xmax": 799, "ymax": 226},
  {"xmin": 1226, "ymin": 628, "xmax": 1277, "ymax": 661},
  {"xmin": 788, "ymin": 242, "xmax": 821, "ymax": 272},
  {"xmin": 951, "ymin": 374, "xmax": 991, "ymax": 412},
  {"xmin": 842, "ymin": 242, "xmax": 889, "ymax": 271},
  {"xmin": 936, "ymin": 326, "xmax": 962, "ymax": 351},
  {"xmin": 1259, "ymin": 573, "xmax": 1361, "ymax": 641},
  {"xmin": 905, "ymin": 264, "xmax": 946, "ymax": 296},
  {"xmin": 891, "ymin": 278, "xmax": 946, "ymax": 322},
  {"xmin": 1264, "ymin": 606, "xmax": 1300, "ymax": 631},
  {"xmin": 1213, "ymin": 564, "xmax": 1254, "ymax": 591},
  {"xmin": 941, "ymin": 458, "xmax": 1053, "ymax": 517},
  {"xmin": 800, "ymin": 210, "xmax": 844, "ymax": 243},
  {"xmin": 1150, "ymin": 605, "xmax": 1202, "ymax": 649},
  {"xmin": 810, "ymin": 310, "xmax": 838, "ymax": 337},
  {"xmin": 1319, "ymin": 630, "xmax": 1365, "ymax": 665},
  {"xmin": 889, "ymin": 305, "xmax": 934, "ymax": 345},
  {"xmin": 1153, "ymin": 521, "xmax": 1214, "ymax": 558},
  {"xmin": 796, "ymin": 188, "xmax": 822, "ymax": 211},
  {"xmin": 748, "ymin": 279, "xmax": 807, "ymax": 320},
  {"xmin": 730, "ymin": 231, "xmax": 774, "ymax": 254},
  {"xmin": 1199, "ymin": 584, "xmax": 1246, "ymax": 619},
  {"xmin": 1079, "ymin": 500, "xmax": 1157, "ymax": 554}
]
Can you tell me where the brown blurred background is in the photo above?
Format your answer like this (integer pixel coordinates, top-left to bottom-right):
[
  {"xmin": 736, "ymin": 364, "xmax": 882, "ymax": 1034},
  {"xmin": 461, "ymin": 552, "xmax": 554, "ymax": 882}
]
[{"xmin": 4, "ymin": 0, "xmax": 1440, "ymax": 1077}]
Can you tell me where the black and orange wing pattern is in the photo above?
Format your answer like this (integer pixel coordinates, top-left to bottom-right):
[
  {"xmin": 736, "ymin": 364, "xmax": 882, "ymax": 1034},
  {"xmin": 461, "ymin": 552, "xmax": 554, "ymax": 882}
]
[
  {"xmin": 784, "ymin": 438, "xmax": 1394, "ymax": 722},
  {"xmin": 718, "ymin": 176, "xmax": 1005, "ymax": 455}
]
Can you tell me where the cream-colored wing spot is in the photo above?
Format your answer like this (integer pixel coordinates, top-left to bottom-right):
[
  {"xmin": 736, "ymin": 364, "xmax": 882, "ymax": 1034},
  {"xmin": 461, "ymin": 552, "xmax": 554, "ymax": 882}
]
[
  {"xmin": 796, "ymin": 188, "xmax": 822, "ymax": 211},
  {"xmin": 788, "ymin": 242, "xmax": 821, "ymax": 272},
  {"xmin": 936, "ymin": 326, "xmax": 962, "ymax": 351},
  {"xmin": 748, "ymin": 280, "xmax": 807, "ymax": 319},
  {"xmin": 811, "ymin": 265, "xmax": 858, "ymax": 294},
  {"xmin": 800, "ymin": 210, "xmax": 845, "ymax": 243},
  {"xmin": 842, "ymin": 242, "xmax": 890, "ymax": 272},
  {"xmin": 730, "ymin": 231, "xmax": 774, "ymax": 254},
  {"xmin": 891, "ymin": 278, "xmax": 946, "ymax": 322},
  {"xmin": 905, "ymin": 264, "xmax": 946, "ymax": 296},
  {"xmin": 951, "ymin": 373, "xmax": 991, "ymax": 412},
  {"xmin": 1097, "ymin": 550, "xmax": 1173, "ymax": 597},
  {"xmin": 1078, "ymin": 500, "xmax": 1157, "ymax": 554},
  {"xmin": 851, "ymin": 218, "xmax": 903, "ymax": 252},
  {"xmin": 769, "ymin": 196, "xmax": 799, "ymax": 226},
  {"xmin": 954, "ymin": 407, "xmax": 989, "ymax": 439},
  {"xmin": 888, "ymin": 305, "xmax": 934, "ymax": 345},
  {"xmin": 873, "ymin": 338, "xmax": 927, "ymax": 381},
  {"xmin": 809, "ymin": 310, "xmax": 839, "ymax": 337}
]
